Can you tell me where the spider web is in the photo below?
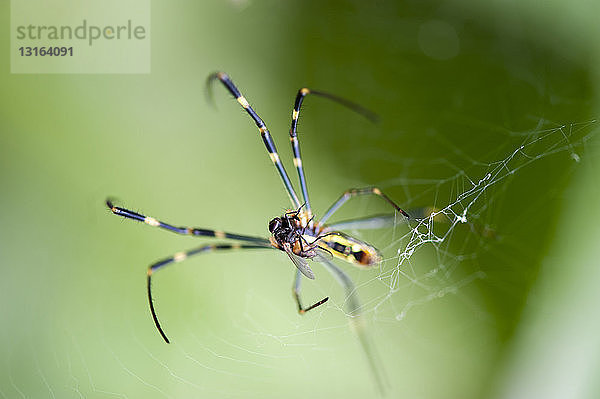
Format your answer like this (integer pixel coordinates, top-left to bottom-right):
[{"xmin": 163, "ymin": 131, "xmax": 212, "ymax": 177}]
[{"xmin": 370, "ymin": 119, "xmax": 596, "ymax": 321}]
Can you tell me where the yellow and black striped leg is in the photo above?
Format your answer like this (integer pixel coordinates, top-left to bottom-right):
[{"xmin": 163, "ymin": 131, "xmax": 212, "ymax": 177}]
[
  {"xmin": 106, "ymin": 199, "xmax": 269, "ymax": 245},
  {"xmin": 206, "ymin": 72, "xmax": 301, "ymax": 208},
  {"xmin": 289, "ymin": 88, "xmax": 313, "ymax": 215},
  {"xmin": 148, "ymin": 243, "xmax": 272, "ymax": 343},
  {"xmin": 292, "ymin": 269, "xmax": 329, "ymax": 314},
  {"xmin": 289, "ymin": 87, "xmax": 380, "ymax": 216},
  {"xmin": 317, "ymin": 188, "xmax": 409, "ymax": 229}
]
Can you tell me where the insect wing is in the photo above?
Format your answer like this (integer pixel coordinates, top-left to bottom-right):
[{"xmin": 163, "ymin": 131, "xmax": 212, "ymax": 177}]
[
  {"xmin": 284, "ymin": 246, "xmax": 315, "ymax": 279},
  {"xmin": 314, "ymin": 246, "xmax": 334, "ymax": 262}
]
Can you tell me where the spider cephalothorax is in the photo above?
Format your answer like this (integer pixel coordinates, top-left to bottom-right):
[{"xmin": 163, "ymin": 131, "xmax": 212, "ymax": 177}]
[
  {"xmin": 267, "ymin": 208, "xmax": 323, "ymax": 279},
  {"xmin": 268, "ymin": 213, "xmax": 301, "ymax": 247},
  {"xmin": 268, "ymin": 208, "xmax": 313, "ymax": 252}
]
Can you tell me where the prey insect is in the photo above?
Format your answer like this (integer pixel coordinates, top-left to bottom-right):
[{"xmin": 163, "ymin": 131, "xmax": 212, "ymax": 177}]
[{"xmin": 107, "ymin": 72, "xmax": 409, "ymax": 348}]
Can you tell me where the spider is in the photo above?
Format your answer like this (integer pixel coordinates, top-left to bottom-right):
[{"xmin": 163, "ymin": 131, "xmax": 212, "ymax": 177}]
[{"xmin": 107, "ymin": 72, "xmax": 409, "ymax": 346}]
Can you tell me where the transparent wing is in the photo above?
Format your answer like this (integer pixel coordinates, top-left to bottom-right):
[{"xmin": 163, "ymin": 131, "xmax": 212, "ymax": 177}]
[
  {"xmin": 314, "ymin": 246, "xmax": 334, "ymax": 262},
  {"xmin": 284, "ymin": 245, "xmax": 315, "ymax": 280}
]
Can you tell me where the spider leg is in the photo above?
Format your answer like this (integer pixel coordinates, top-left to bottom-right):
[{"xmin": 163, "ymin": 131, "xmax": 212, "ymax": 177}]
[
  {"xmin": 289, "ymin": 88, "xmax": 379, "ymax": 217},
  {"xmin": 292, "ymin": 269, "xmax": 329, "ymax": 314},
  {"xmin": 318, "ymin": 257, "xmax": 388, "ymax": 396},
  {"xmin": 324, "ymin": 213, "xmax": 403, "ymax": 232},
  {"xmin": 317, "ymin": 187, "xmax": 409, "ymax": 229},
  {"xmin": 285, "ymin": 202, "xmax": 306, "ymax": 217},
  {"xmin": 106, "ymin": 199, "xmax": 268, "ymax": 244},
  {"xmin": 301, "ymin": 215, "xmax": 315, "ymax": 234},
  {"xmin": 207, "ymin": 72, "xmax": 301, "ymax": 208},
  {"xmin": 147, "ymin": 243, "xmax": 272, "ymax": 343}
]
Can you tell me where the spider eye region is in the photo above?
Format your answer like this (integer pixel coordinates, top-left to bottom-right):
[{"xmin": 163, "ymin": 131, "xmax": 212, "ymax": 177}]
[{"xmin": 268, "ymin": 218, "xmax": 282, "ymax": 233}]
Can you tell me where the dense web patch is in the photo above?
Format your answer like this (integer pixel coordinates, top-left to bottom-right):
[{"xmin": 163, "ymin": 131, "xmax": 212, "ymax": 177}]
[
  {"xmin": 322, "ymin": 120, "xmax": 596, "ymax": 321},
  {"xmin": 357, "ymin": 119, "xmax": 598, "ymax": 322}
]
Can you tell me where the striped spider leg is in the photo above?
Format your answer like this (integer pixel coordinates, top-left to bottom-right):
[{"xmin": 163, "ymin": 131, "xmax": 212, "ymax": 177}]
[
  {"xmin": 317, "ymin": 187, "xmax": 410, "ymax": 230},
  {"xmin": 288, "ymin": 86, "xmax": 380, "ymax": 219},
  {"xmin": 207, "ymin": 72, "xmax": 302, "ymax": 209},
  {"xmin": 107, "ymin": 199, "xmax": 271, "ymax": 343},
  {"xmin": 284, "ymin": 80, "xmax": 409, "ymax": 263}
]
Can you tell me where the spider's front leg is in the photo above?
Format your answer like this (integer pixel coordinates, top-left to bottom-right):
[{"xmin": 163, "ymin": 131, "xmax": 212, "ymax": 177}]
[
  {"xmin": 207, "ymin": 72, "xmax": 302, "ymax": 208},
  {"xmin": 106, "ymin": 199, "xmax": 268, "ymax": 243}
]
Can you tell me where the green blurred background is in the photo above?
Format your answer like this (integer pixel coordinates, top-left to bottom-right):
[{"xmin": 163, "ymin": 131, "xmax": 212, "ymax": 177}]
[{"xmin": 1, "ymin": 0, "xmax": 599, "ymax": 398}]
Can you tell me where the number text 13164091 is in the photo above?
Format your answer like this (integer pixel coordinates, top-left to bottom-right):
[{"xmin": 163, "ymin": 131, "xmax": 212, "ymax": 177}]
[{"xmin": 19, "ymin": 47, "xmax": 73, "ymax": 56}]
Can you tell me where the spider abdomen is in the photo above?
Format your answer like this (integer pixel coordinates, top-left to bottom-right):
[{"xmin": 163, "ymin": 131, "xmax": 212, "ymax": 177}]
[{"xmin": 319, "ymin": 232, "xmax": 382, "ymax": 267}]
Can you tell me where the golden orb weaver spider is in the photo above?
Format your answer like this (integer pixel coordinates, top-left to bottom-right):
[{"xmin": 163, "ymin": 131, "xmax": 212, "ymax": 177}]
[{"xmin": 107, "ymin": 72, "xmax": 409, "ymax": 391}]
